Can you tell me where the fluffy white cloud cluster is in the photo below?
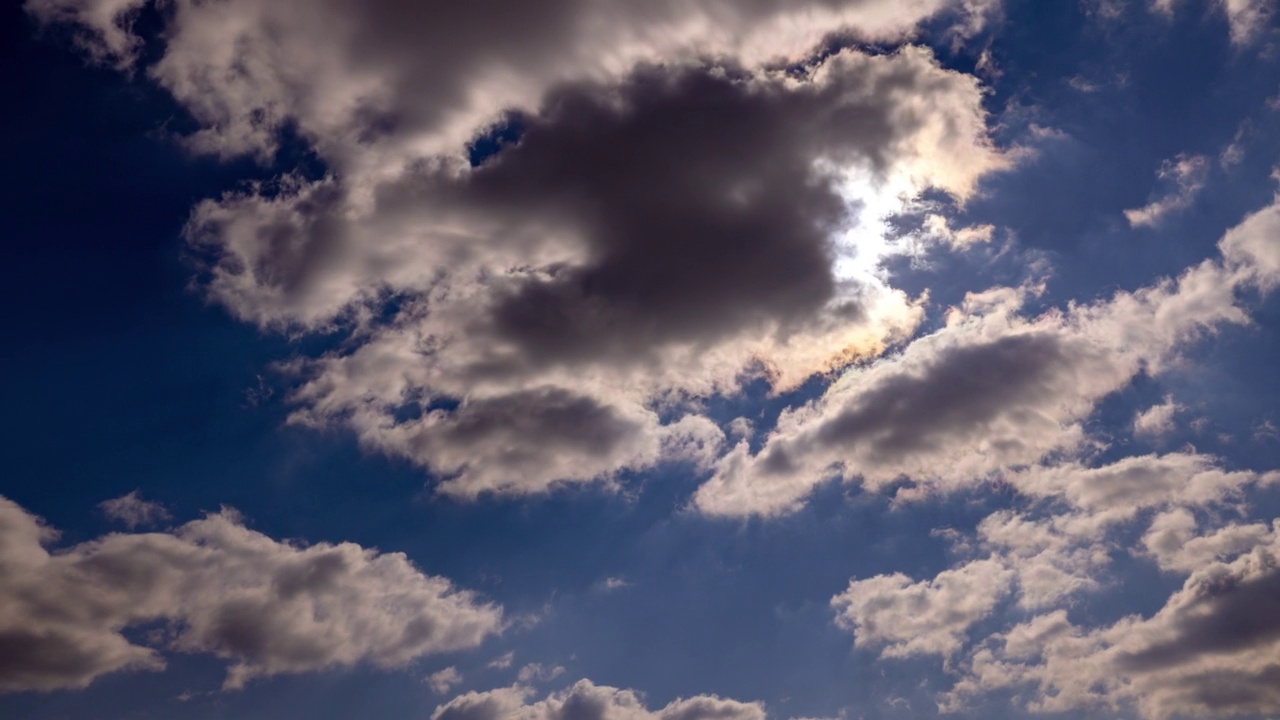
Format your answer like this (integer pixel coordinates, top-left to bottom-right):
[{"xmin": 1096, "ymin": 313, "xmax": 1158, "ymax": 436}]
[
  {"xmin": 0, "ymin": 497, "xmax": 502, "ymax": 692},
  {"xmin": 432, "ymin": 679, "xmax": 765, "ymax": 720}
]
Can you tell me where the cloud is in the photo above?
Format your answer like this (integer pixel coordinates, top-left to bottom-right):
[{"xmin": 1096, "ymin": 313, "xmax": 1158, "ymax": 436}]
[
  {"xmin": 216, "ymin": 48, "xmax": 1001, "ymax": 499},
  {"xmin": 1149, "ymin": 0, "xmax": 1273, "ymax": 44},
  {"xmin": 488, "ymin": 652, "xmax": 515, "ymax": 670},
  {"xmin": 98, "ymin": 490, "xmax": 171, "ymax": 529},
  {"xmin": 26, "ymin": 0, "xmax": 997, "ymax": 161},
  {"xmin": 693, "ymin": 252, "xmax": 1250, "ymax": 516},
  {"xmin": 1133, "ymin": 396, "xmax": 1182, "ymax": 437},
  {"xmin": 1006, "ymin": 452, "xmax": 1259, "ymax": 520},
  {"xmin": 29, "ymin": 0, "xmax": 1011, "ymax": 500},
  {"xmin": 429, "ymin": 667, "xmax": 465, "ymax": 695},
  {"xmin": 516, "ymin": 663, "xmax": 566, "ymax": 684},
  {"xmin": 431, "ymin": 679, "xmax": 765, "ymax": 720},
  {"xmin": 1124, "ymin": 154, "xmax": 1210, "ymax": 228},
  {"xmin": 0, "ymin": 496, "xmax": 502, "ymax": 692},
  {"xmin": 831, "ymin": 559, "xmax": 1013, "ymax": 659},
  {"xmin": 947, "ymin": 523, "xmax": 1280, "ymax": 718},
  {"xmin": 693, "ymin": 190, "xmax": 1280, "ymax": 518}
]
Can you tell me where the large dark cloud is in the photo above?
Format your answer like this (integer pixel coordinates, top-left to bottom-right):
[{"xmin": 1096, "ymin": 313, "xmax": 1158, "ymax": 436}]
[{"xmin": 389, "ymin": 57, "xmax": 957, "ymax": 367}]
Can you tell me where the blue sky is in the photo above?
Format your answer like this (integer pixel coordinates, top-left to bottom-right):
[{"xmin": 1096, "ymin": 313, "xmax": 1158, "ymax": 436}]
[{"xmin": 5, "ymin": 1, "xmax": 1280, "ymax": 719}]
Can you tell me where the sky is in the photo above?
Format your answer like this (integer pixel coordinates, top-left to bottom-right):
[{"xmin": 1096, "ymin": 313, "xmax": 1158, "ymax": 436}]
[{"xmin": 5, "ymin": 1, "xmax": 1280, "ymax": 719}]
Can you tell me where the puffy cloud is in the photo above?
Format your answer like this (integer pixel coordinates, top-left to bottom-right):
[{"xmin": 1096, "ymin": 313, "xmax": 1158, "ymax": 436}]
[
  {"xmin": 98, "ymin": 490, "xmax": 171, "ymax": 529},
  {"xmin": 693, "ymin": 249, "xmax": 1249, "ymax": 516},
  {"xmin": 1124, "ymin": 154, "xmax": 1209, "ymax": 229},
  {"xmin": 1133, "ymin": 396, "xmax": 1182, "ymax": 438},
  {"xmin": 516, "ymin": 663, "xmax": 566, "ymax": 684},
  {"xmin": 1142, "ymin": 509, "xmax": 1276, "ymax": 573},
  {"xmin": 947, "ymin": 524, "xmax": 1280, "ymax": 718},
  {"xmin": 0, "ymin": 496, "xmax": 501, "ymax": 692},
  {"xmin": 1006, "ymin": 452, "xmax": 1259, "ymax": 521},
  {"xmin": 693, "ymin": 187, "xmax": 1280, "ymax": 518},
  {"xmin": 29, "ymin": 0, "xmax": 1010, "ymax": 499},
  {"xmin": 429, "ymin": 667, "xmax": 465, "ymax": 695},
  {"xmin": 831, "ymin": 559, "xmax": 1012, "ymax": 659},
  {"xmin": 1221, "ymin": 193, "xmax": 1280, "ymax": 290},
  {"xmin": 432, "ymin": 679, "xmax": 765, "ymax": 720},
  {"xmin": 26, "ymin": 0, "xmax": 997, "ymax": 161}
]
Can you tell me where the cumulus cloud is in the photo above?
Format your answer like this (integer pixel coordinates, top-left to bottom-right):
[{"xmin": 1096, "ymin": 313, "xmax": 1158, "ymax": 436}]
[
  {"xmin": 27, "ymin": 0, "xmax": 1010, "ymax": 500},
  {"xmin": 429, "ymin": 666, "xmax": 465, "ymax": 695},
  {"xmin": 26, "ymin": 0, "xmax": 997, "ymax": 161},
  {"xmin": 1124, "ymin": 154, "xmax": 1210, "ymax": 228},
  {"xmin": 516, "ymin": 663, "xmax": 566, "ymax": 684},
  {"xmin": 947, "ymin": 523, "xmax": 1280, "ymax": 718},
  {"xmin": 1133, "ymin": 396, "xmax": 1182, "ymax": 437},
  {"xmin": 98, "ymin": 490, "xmax": 171, "ymax": 529},
  {"xmin": 431, "ymin": 679, "xmax": 765, "ymax": 720},
  {"xmin": 831, "ymin": 559, "xmax": 1012, "ymax": 659},
  {"xmin": 0, "ymin": 496, "xmax": 502, "ymax": 693},
  {"xmin": 694, "ymin": 254, "xmax": 1251, "ymax": 516},
  {"xmin": 694, "ymin": 191, "xmax": 1280, "ymax": 518}
]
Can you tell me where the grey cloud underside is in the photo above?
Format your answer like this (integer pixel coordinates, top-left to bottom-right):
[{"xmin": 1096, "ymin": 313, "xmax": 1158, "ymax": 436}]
[
  {"xmin": 0, "ymin": 497, "xmax": 502, "ymax": 692},
  {"xmin": 389, "ymin": 61, "xmax": 933, "ymax": 364},
  {"xmin": 217, "ymin": 46, "xmax": 994, "ymax": 497},
  {"xmin": 1118, "ymin": 565, "xmax": 1280, "ymax": 673}
]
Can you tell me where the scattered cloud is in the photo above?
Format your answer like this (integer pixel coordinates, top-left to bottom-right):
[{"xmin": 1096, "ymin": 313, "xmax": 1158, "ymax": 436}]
[
  {"xmin": 947, "ymin": 524, "xmax": 1280, "ymax": 718},
  {"xmin": 488, "ymin": 652, "xmax": 515, "ymax": 671},
  {"xmin": 1133, "ymin": 396, "xmax": 1183, "ymax": 437},
  {"xmin": 1124, "ymin": 154, "xmax": 1210, "ymax": 228},
  {"xmin": 832, "ymin": 559, "xmax": 1013, "ymax": 659},
  {"xmin": 431, "ymin": 680, "xmax": 764, "ymax": 720},
  {"xmin": 98, "ymin": 490, "xmax": 171, "ymax": 529},
  {"xmin": 0, "ymin": 497, "xmax": 502, "ymax": 692},
  {"xmin": 428, "ymin": 667, "xmax": 464, "ymax": 695},
  {"xmin": 516, "ymin": 663, "xmax": 566, "ymax": 684}
]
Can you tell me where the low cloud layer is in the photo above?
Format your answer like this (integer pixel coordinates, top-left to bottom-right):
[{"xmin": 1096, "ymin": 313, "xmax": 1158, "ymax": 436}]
[{"xmin": 0, "ymin": 497, "xmax": 502, "ymax": 692}]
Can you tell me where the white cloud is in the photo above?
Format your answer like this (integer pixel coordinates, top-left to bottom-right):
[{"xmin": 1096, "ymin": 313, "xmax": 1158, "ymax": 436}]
[
  {"xmin": 429, "ymin": 666, "xmax": 465, "ymax": 695},
  {"xmin": 488, "ymin": 651, "xmax": 516, "ymax": 670},
  {"xmin": 832, "ymin": 559, "xmax": 1013, "ymax": 659},
  {"xmin": 98, "ymin": 490, "xmax": 171, "ymax": 529},
  {"xmin": 432, "ymin": 679, "xmax": 765, "ymax": 720},
  {"xmin": 516, "ymin": 663, "xmax": 566, "ymax": 684},
  {"xmin": 1124, "ymin": 154, "xmax": 1210, "ymax": 228},
  {"xmin": 694, "ymin": 255, "xmax": 1248, "ymax": 517},
  {"xmin": 947, "ymin": 523, "xmax": 1280, "ymax": 718},
  {"xmin": 0, "ymin": 496, "xmax": 502, "ymax": 692},
  {"xmin": 1133, "ymin": 396, "xmax": 1182, "ymax": 437}
]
